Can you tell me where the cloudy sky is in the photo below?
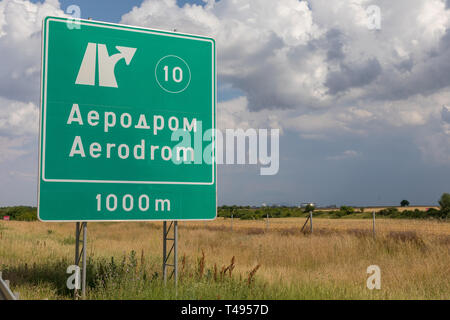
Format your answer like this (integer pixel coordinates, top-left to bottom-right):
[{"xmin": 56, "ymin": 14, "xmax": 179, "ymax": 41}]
[{"xmin": 1, "ymin": 0, "xmax": 450, "ymax": 207}]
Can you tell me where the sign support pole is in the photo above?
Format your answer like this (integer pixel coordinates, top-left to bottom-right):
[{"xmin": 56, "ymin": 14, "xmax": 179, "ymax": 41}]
[
  {"xmin": 163, "ymin": 221, "xmax": 178, "ymax": 287},
  {"xmin": 74, "ymin": 222, "xmax": 80, "ymax": 300},
  {"xmin": 174, "ymin": 221, "xmax": 178, "ymax": 288},
  {"xmin": 82, "ymin": 222, "xmax": 87, "ymax": 299},
  {"xmin": 163, "ymin": 221, "xmax": 167, "ymax": 283},
  {"xmin": 74, "ymin": 222, "xmax": 87, "ymax": 300}
]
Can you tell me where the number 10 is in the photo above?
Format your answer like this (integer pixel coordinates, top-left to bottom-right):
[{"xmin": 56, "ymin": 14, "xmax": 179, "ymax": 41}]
[{"xmin": 163, "ymin": 65, "xmax": 183, "ymax": 83}]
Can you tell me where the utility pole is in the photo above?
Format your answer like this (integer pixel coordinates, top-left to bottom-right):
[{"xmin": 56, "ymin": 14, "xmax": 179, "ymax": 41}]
[{"xmin": 372, "ymin": 211, "xmax": 376, "ymax": 239}]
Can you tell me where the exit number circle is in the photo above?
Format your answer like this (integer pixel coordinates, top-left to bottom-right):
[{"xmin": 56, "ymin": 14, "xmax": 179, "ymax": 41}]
[{"xmin": 155, "ymin": 55, "xmax": 191, "ymax": 93}]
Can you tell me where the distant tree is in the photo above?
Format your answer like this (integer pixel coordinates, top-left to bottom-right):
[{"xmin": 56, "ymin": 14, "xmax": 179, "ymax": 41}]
[
  {"xmin": 339, "ymin": 206, "xmax": 355, "ymax": 215},
  {"xmin": 439, "ymin": 193, "xmax": 450, "ymax": 212},
  {"xmin": 400, "ymin": 200, "xmax": 410, "ymax": 207},
  {"xmin": 0, "ymin": 206, "xmax": 37, "ymax": 221},
  {"xmin": 304, "ymin": 204, "xmax": 315, "ymax": 213}
]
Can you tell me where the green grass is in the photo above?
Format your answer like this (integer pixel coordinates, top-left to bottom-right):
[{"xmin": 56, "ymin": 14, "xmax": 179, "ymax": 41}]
[
  {"xmin": 2, "ymin": 251, "xmax": 269, "ymax": 300},
  {"xmin": 4, "ymin": 248, "xmax": 447, "ymax": 300},
  {"xmin": 0, "ymin": 253, "xmax": 381, "ymax": 300}
]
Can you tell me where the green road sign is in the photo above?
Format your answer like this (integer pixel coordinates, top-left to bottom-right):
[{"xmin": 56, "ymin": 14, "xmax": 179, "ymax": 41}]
[{"xmin": 38, "ymin": 17, "xmax": 216, "ymax": 221}]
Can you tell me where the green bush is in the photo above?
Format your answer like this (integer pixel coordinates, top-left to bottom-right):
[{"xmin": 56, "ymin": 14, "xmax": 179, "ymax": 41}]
[
  {"xmin": 0, "ymin": 206, "xmax": 37, "ymax": 221},
  {"xmin": 439, "ymin": 193, "xmax": 450, "ymax": 210},
  {"xmin": 339, "ymin": 206, "xmax": 355, "ymax": 215},
  {"xmin": 15, "ymin": 211, "xmax": 37, "ymax": 221},
  {"xmin": 378, "ymin": 207, "xmax": 399, "ymax": 216}
]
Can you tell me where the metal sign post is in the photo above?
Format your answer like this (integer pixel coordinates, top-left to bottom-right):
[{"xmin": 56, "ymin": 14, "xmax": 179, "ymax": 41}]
[
  {"xmin": 163, "ymin": 221, "xmax": 178, "ymax": 287},
  {"xmin": 0, "ymin": 272, "xmax": 19, "ymax": 300},
  {"xmin": 74, "ymin": 222, "xmax": 87, "ymax": 300}
]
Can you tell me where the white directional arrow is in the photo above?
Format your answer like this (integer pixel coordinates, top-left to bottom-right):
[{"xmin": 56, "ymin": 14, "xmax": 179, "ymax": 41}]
[
  {"xmin": 75, "ymin": 43, "xmax": 137, "ymax": 88},
  {"xmin": 98, "ymin": 44, "xmax": 137, "ymax": 87},
  {"xmin": 115, "ymin": 46, "xmax": 137, "ymax": 65}
]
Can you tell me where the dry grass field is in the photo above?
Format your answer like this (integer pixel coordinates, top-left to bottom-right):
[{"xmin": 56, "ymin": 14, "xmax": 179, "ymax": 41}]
[{"xmin": 0, "ymin": 217, "xmax": 449, "ymax": 299}]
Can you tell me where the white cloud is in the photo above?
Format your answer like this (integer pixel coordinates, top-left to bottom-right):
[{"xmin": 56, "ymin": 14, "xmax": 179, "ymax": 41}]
[
  {"xmin": 0, "ymin": 97, "xmax": 39, "ymax": 135},
  {"xmin": 327, "ymin": 150, "xmax": 361, "ymax": 161},
  {"xmin": 217, "ymin": 96, "xmax": 283, "ymax": 131},
  {"xmin": 418, "ymin": 131, "xmax": 450, "ymax": 164},
  {"xmin": 8, "ymin": 170, "xmax": 35, "ymax": 180},
  {"xmin": 285, "ymin": 112, "xmax": 346, "ymax": 133},
  {"xmin": 120, "ymin": 0, "xmax": 450, "ymax": 129},
  {"xmin": 193, "ymin": 1, "xmax": 449, "ymax": 165},
  {"xmin": 121, "ymin": 0, "xmax": 329, "ymax": 111},
  {"xmin": 0, "ymin": 136, "xmax": 31, "ymax": 163},
  {"xmin": 0, "ymin": 0, "xmax": 65, "ymax": 102},
  {"xmin": 0, "ymin": 0, "xmax": 64, "ymax": 166}
]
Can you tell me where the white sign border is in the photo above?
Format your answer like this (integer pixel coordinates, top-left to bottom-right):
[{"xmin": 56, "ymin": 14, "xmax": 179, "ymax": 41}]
[{"xmin": 39, "ymin": 17, "xmax": 216, "ymax": 186}]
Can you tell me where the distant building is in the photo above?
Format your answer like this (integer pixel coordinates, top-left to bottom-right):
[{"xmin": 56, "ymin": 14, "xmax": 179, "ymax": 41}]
[
  {"xmin": 300, "ymin": 202, "xmax": 316, "ymax": 208},
  {"xmin": 3, "ymin": 216, "xmax": 10, "ymax": 221}
]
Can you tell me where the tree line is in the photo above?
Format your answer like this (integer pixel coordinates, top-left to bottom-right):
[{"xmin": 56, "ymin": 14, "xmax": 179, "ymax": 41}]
[
  {"xmin": 1, "ymin": 193, "xmax": 450, "ymax": 221},
  {"xmin": 218, "ymin": 193, "xmax": 450, "ymax": 220}
]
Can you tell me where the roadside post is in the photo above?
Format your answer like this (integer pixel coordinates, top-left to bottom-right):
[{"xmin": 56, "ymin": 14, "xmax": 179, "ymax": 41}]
[
  {"xmin": 301, "ymin": 211, "xmax": 313, "ymax": 234},
  {"xmin": 372, "ymin": 211, "xmax": 376, "ymax": 239}
]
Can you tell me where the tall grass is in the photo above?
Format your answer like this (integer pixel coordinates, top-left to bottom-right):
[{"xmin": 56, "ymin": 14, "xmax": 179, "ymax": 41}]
[{"xmin": 0, "ymin": 218, "xmax": 449, "ymax": 299}]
